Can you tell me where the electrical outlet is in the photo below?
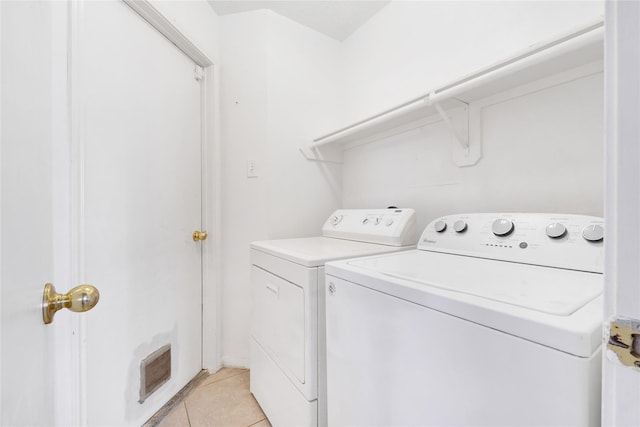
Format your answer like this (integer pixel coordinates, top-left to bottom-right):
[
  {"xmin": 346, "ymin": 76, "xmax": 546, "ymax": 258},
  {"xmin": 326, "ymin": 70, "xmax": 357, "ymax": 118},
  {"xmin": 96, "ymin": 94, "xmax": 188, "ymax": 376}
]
[{"xmin": 247, "ymin": 159, "xmax": 258, "ymax": 178}]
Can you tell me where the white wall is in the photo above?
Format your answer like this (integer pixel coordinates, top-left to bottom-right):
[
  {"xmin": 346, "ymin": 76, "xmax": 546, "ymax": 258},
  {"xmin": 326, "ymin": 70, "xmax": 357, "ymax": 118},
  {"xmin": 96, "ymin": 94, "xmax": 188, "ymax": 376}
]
[
  {"xmin": 219, "ymin": 11, "xmax": 342, "ymax": 366},
  {"xmin": 219, "ymin": 10, "xmax": 270, "ymax": 367},
  {"xmin": 340, "ymin": 1, "xmax": 605, "ymax": 122},
  {"xmin": 265, "ymin": 13, "xmax": 343, "ymax": 239},
  {"xmin": 339, "ymin": 1, "xmax": 605, "ymax": 232},
  {"xmin": 343, "ymin": 72, "xmax": 604, "ymax": 231}
]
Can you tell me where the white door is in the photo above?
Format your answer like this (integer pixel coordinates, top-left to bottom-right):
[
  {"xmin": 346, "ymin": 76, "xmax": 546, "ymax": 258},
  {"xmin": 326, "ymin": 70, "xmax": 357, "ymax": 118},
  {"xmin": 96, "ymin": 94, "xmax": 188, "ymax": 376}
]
[
  {"xmin": 80, "ymin": 1, "xmax": 203, "ymax": 425},
  {"xmin": 2, "ymin": 1, "xmax": 206, "ymax": 425},
  {"xmin": 603, "ymin": 1, "xmax": 640, "ymax": 425},
  {"xmin": 1, "ymin": 1, "xmax": 71, "ymax": 425}
]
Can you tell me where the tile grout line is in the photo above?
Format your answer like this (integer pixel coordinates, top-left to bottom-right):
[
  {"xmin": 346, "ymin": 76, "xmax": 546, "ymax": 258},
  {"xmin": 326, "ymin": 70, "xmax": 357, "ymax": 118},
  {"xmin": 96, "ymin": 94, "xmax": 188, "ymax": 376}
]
[
  {"xmin": 247, "ymin": 417, "xmax": 268, "ymax": 427},
  {"xmin": 198, "ymin": 371, "xmax": 268, "ymax": 427},
  {"xmin": 143, "ymin": 370, "xmax": 209, "ymax": 427},
  {"xmin": 176, "ymin": 370, "xmax": 269, "ymax": 427},
  {"xmin": 197, "ymin": 369, "xmax": 249, "ymax": 389},
  {"xmin": 184, "ymin": 402, "xmax": 192, "ymax": 427}
]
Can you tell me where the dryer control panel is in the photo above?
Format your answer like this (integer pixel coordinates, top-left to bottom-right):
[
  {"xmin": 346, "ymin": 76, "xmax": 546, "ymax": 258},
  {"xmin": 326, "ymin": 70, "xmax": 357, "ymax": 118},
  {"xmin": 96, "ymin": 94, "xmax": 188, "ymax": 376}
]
[
  {"xmin": 419, "ymin": 213, "xmax": 604, "ymax": 273},
  {"xmin": 322, "ymin": 208, "xmax": 416, "ymax": 247}
]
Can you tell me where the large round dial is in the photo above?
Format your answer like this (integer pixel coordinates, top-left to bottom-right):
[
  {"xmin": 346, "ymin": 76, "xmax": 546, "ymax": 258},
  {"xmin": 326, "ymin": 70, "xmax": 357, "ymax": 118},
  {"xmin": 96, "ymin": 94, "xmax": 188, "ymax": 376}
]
[
  {"xmin": 545, "ymin": 223, "xmax": 567, "ymax": 239},
  {"xmin": 582, "ymin": 224, "xmax": 604, "ymax": 242},
  {"xmin": 453, "ymin": 220, "xmax": 467, "ymax": 233},
  {"xmin": 492, "ymin": 218, "xmax": 514, "ymax": 236},
  {"xmin": 330, "ymin": 215, "xmax": 343, "ymax": 226},
  {"xmin": 434, "ymin": 220, "xmax": 447, "ymax": 233}
]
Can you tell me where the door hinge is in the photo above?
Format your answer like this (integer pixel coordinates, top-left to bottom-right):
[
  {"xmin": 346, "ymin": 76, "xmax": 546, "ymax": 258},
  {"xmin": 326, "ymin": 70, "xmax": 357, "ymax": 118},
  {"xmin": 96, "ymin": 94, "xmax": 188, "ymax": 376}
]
[
  {"xmin": 607, "ymin": 318, "xmax": 640, "ymax": 369},
  {"xmin": 194, "ymin": 65, "xmax": 204, "ymax": 82}
]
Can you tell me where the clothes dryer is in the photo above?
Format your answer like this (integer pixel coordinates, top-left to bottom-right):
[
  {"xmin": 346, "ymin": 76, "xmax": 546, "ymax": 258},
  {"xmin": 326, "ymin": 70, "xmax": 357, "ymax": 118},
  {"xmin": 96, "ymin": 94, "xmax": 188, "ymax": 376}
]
[
  {"xmin": 325, "ymin": 213, "xmax": 604, "ymax": 427},
  {"xmin": 250, "ymin": 208, "xmax": 416, "ymax": 427}
]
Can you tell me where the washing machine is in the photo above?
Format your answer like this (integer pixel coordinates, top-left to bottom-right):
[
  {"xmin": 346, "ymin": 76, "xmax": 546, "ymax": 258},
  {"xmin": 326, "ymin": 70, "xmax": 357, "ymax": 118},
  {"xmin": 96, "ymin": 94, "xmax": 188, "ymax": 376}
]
[
  {"xmin": 250, "ymin": 208, "xmax": 417, "ymax": 427},
  {"xmin": 325, "ymin": 213, "xmax": 604, "ymax": 427}
]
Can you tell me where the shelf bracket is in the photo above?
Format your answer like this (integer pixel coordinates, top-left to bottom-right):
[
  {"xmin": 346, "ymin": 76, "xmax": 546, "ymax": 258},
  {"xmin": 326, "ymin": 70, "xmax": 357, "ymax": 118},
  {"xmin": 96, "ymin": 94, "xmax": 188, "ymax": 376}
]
[
  {"xmin": 433, "ymin": 100, "xmax": 480, "ymax": 167},
  {"xmin": 299, "ymin": 144, "xmax": 343, "ymax": 164},
  {"xmin": 434, "ymin": 101, "xmax": 469, "ymax": 151}
]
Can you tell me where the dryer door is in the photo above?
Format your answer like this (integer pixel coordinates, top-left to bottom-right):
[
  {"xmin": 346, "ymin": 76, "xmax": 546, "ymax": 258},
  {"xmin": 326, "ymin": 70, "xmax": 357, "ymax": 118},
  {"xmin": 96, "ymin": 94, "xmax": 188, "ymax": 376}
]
[{"xmin": 251, "ymin": 266, "xmax": 308, "ymax": 384}]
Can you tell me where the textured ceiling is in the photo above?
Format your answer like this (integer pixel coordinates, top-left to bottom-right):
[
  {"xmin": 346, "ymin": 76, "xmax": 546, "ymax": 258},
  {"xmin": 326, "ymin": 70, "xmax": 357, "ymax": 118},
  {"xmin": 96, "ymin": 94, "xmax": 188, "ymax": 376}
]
[{"xmin": 208, "ymin": 1, "xmax": 391, "ymax": 41}]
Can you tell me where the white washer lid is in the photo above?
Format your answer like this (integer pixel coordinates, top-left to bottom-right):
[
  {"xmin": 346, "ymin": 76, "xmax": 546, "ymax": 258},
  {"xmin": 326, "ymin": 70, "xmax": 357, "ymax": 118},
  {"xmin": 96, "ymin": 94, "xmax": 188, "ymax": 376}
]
[
  {"xmin": 326, "ymin": 250, "xmax": 603, "ymax": 357},
  {"xmin": 350, "ymin": 250, "xmax": 601, "ymax": 316},
  {"xmin": 251, "ymin": 236, "xmax": 413, "ymax": 268}
]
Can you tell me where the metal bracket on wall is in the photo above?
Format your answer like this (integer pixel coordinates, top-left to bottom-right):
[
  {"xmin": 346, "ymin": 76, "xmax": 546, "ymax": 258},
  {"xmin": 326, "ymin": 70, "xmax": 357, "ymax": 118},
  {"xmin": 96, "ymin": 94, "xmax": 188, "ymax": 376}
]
[
  {"xmin": 299, "ymin": 144, "xmax": 343, "ymax": 165},
  {"xmin": 434, "ymin": 101, "xmax": 468, "ymax": 151},
  {"xmin": 433, "ymin": 100, "xmax": 481, "ymax": 167}
]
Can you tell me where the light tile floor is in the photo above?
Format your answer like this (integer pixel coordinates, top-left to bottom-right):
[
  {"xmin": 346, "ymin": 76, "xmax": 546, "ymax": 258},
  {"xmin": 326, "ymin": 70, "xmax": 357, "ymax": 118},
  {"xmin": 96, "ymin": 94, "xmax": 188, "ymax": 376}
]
[{"xmin": 158, "ymin": 368, "xmax": 271, "ymax": 427}]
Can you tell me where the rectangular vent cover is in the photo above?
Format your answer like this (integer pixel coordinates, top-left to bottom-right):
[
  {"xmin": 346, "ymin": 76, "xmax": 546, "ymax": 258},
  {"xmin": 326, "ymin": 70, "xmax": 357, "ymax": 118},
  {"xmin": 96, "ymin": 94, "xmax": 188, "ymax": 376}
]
[{"xmin": 140, "ymin": 344, "xmax": 171, "ymax": 403}]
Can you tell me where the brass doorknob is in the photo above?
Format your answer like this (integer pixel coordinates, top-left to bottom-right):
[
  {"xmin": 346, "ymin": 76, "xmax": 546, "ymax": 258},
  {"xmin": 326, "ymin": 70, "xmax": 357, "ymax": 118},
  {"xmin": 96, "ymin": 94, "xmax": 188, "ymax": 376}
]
[
  {"xmin": 42, "ymin": 283, "xmax": 100, "ymax": 325},
  {"xmin": 193, "ymin": 230, "xmax": 208, "ymax": 241}
]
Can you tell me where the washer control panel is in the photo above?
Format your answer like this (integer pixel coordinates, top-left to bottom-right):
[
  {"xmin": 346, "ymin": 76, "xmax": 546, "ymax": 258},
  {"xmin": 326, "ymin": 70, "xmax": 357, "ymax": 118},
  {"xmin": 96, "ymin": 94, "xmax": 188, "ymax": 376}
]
[
  {"xmin": 419, "ymin": 213, "xmax": 604, "ymax": 273},
  {"xmin": 322, "ymin": 208, "xmax": 416, "ymax": 246}
]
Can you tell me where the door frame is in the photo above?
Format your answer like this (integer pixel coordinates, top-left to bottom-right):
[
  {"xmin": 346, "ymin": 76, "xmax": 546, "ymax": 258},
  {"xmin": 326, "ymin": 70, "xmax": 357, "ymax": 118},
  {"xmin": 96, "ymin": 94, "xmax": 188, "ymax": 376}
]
[
  {"xmin": 603, "ymin": 1, "xmax": 640, "ymax": 425},
  {"xmin": 65, "ymin": 1, "xmax": 221, "ymax": 423}
]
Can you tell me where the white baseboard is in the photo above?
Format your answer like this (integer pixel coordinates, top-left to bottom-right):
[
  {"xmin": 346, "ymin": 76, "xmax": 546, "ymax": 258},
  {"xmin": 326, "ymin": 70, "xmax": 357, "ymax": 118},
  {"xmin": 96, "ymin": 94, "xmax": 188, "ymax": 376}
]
[{"xmin": 221, "ymin": 355, "xmax": 249, "ymax": 369}]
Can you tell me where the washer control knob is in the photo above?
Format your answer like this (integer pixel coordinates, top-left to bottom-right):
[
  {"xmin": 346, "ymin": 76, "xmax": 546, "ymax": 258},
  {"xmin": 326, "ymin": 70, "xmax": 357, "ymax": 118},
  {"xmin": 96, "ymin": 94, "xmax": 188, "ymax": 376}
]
[
  {"xmin": 545, "ymin": 223, "xmax": 567, "ymax": 239},
  {"xmin": 492, "ymin": 218, "xmax": 514, "ymax": 236},
  {"xmin": 374, "ymin": 217, "xmax": 381, "ymax": 226},
  {"xmin": 453, "ymin": 220, "xmax": 467, "ymax": 233},
  {"xmin": 434, "ymin": 220, "xmax": 447, "ymax": 233},
  {"xmin": 330, "ymin": 215, "xmax": 343, "ymax": 226},
  {"xmin": 582, "ymin": 224, "xmax": 604, "ymax": 242},
  {"xmin": 362, "ymin": 217, "xmax": 370, "ymax": 225},
  {"xmin": 385, "ymin": 218, "xmax": 394, "ymax": 227}
]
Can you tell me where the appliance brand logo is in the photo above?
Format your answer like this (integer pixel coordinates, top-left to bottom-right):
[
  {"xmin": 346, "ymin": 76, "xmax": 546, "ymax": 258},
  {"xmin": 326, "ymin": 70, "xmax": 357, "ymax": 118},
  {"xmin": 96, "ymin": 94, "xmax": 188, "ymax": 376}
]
[{"xmin": 423, "ymin": 238, "xmax": 437, "ymax": 244}]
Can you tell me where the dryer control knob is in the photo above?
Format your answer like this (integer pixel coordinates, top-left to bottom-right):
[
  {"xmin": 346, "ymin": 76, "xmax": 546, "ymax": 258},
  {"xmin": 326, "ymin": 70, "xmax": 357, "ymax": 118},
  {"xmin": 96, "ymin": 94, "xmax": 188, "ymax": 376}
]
[
  {"xmin": 362, "ymin": 217, "xmax": 370, "ymax": 225},
  {"xmin": 385, "ymin": 218, "xmax": 394, "ymax": 227},
  {"xmin": 492, "ymin": 218, "xmax": 514, "ymax": 236},
  {"xmin": 582, "ymin": 224, "xmax": 604, "ymax": 242},
  {"xmin": 546, "ymin": 223, "xmax": 567, "ymax": 239},
  {"xmin": 434, "ymin": 220, "xmax": 447, "ymax": 233},
  {"xmin": 453, "ymin": 220, "xmax": 467, "ymax": 233},
  {"xmin": 330, "ymin": 215, "xmax": 343, "ymax": 226}
]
